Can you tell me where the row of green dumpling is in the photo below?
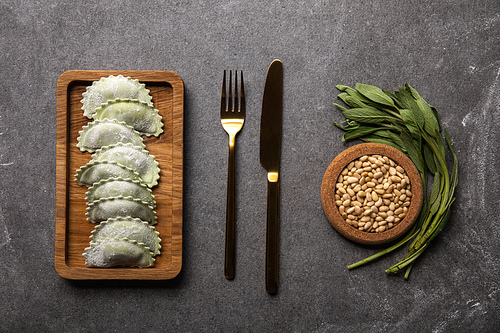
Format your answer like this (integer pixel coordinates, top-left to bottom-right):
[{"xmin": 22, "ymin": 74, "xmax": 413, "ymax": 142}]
[
  {"xmin": 75, "ymin": 75, "xmax": 163, "ymax": 267},
  {"xmin": 77, "ymin": 154, "xmax": 160, "ymax": 268}
]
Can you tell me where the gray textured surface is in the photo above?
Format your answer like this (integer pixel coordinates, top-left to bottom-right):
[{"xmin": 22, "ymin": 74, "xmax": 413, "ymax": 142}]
[{"xmin": 0, "ymin": 0, "xmax": 499, "ymax": 332}]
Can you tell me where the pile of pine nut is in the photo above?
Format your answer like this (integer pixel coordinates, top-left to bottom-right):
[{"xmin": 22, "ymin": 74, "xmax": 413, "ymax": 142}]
[{"xmin": 335, "ymin": 154, "xmax": 412, "ymax": 233}]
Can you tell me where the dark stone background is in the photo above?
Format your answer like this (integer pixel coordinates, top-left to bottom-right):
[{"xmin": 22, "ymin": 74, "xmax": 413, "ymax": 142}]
[{"xmin": 0, "ymin": 1, "xmax": 498, "ymax": 332}]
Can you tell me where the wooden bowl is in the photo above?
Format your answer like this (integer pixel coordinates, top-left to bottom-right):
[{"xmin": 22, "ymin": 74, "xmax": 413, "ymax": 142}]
[{"xmin": 321, "ymin": 143, "xmax": 423, "ymax": 245}]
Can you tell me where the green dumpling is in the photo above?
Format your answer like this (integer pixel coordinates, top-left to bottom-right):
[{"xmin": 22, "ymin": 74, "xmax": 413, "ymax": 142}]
[
  {"xmin": 93, "ymin": 99, "xmax": 164, "ymax": 137},
  {"xmin": 81, "ymin": 75, "xmax": 153, "ymax": 118},
  {"xmin": 77, "ymin": 119, "xmax": 145, "ymax": 153},
  {"xmin": 86, "ymin": 177, "xmax": 155, "ymax": 207},
  {"xmin": 90, "ymin": 217, "xmax": 161, "ymax": 256},
  {"xmin": 86, "ymin": 197, "xmax": 157, "ymax": 225},
  {"xmin": 83, "ymin": 238, "xmax": 155, "ymax": 267},
  {"xmin": 91, "ymin": 143, "xmax": 160, "ymax": 188},
  {"xmin": 75, "ymin": 160, "xmax": 143, "ymax": 187}
]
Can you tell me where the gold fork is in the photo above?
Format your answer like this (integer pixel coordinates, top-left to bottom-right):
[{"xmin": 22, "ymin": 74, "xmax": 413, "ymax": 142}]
[{"xmin": 220, "ymin": 69, "xmax": 245, "ymax": 280}]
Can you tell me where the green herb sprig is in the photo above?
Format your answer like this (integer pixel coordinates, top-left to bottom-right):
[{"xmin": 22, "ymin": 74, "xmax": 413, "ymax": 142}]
[{"xmin": 333, "ymin": 83, "xmax": 458, "ymax": 279}]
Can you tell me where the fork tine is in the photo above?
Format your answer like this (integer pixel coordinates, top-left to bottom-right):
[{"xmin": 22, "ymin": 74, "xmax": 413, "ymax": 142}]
[
  {"xmin": 234, "ymin": 70, "xmax": 238, "ymax": 112},
  {"xmin": 221, "ymin": 69, "xmax": 226, "ymax": 113},
  {"xmin": 228, "ymin": 70, "xmax": 233, "ymax": 112},
  {"xmin": 240, "ymin": 71, "xmax": 245, "ymax": 114}
]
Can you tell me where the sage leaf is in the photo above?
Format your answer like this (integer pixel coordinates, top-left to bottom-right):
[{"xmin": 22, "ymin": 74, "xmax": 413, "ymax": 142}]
[
  {"xmin": 400, "ymin": 130, "xmax": 424, "ymax": 174},
  {"xmin": 341, "ymin": 107, "xmax": 397, "ymax": 125},
  {"xmin": 423, "ymin": 143, "xmax": 437, "ymax": 174},
  {"xmin": 396, "ymin": 88, "xmax": 425, "ymax": 129},
  {"xmin": 337, "ymin": 85, "xmax": 373, "ymax": 104},
  {"xmin": 355, "ymin": 83, "xmax": 396, "ymax": 108},
  {"xmin": 333, "ymin": 102, "xmax": 348, "ymax": 113},
  {"xmin": 338, "ymin": 93, "xmax": 368, "ymax": 109},
  {"xmin": 416, "ymin": 98, "xmax": 440, "ymax": 136},
  {"xmin": 405, "ymin": 84, "xmax": 440, "ymax": 136},
  {"xmin": 445, "ymin": 129, "xmax": 459, "ymax": 195},
  {"xmin": 361, "ymin": 134, "xmax": 405, "ymax": 152},
  {"xmin": 399, "ymin": 109, "xmax": 421, "ymax": 140},
  {"xmin": 372, "ymin": 129, "xmax": 405, "ymax": 149},
  {"xmin": 342, "ymin": 126, "xmax": 381, "ymax": 141},
  {"xmin": 428, "ymin": 172, "xmax": 443, "ymax": 215},
  {"xmin": 431, "ymin": 106, "xmax": 442, "ymax": 132}
]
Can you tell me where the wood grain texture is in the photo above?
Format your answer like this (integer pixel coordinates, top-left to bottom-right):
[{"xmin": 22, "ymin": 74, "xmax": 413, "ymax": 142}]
[{"xmin": 55, "ymin": 70, "xmax": 184, "ymax": 279}]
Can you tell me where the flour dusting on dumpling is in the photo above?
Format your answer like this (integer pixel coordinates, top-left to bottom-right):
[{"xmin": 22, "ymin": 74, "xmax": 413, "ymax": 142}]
[
  {"xmin": 91, "ymin": 142, "xmax": 160, "ymax": 188},
  {"xmin": 81, "ymin": 75, "xmax": 153, "ymax": 118},
  {"xmin": 90, "ymin": 217, "xmax": 161, "ymax": 256},
  {"xmin": 83, "ymin": 238, "xmax": 155, "ymax": 267},
  {"xmin": 86, "ymin": 197, "xmax": 157, "ymax": 225},
  {"xmin": 93, "ymin": 99, "xmax": 164, "ymax": 137},
  {"xmin": 85, "ymin": 177, "xmax": 156, "ymax": 207},
  {"xmin": 77, "ymin": 118, "xmax": 145, "ymax": 153},
  {"xmin": 75, "ymin": 160, "xmax": 143, "ymax": 187}
]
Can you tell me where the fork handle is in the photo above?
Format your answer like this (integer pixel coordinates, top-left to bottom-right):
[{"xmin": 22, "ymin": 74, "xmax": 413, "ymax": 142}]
[
  {"xmin": 225, "ymin": 134, "xmax": 236, "ymax": 280},
  {"xmin": 265, "ymin": 174, "xmax": 279, "ymax": 294}
]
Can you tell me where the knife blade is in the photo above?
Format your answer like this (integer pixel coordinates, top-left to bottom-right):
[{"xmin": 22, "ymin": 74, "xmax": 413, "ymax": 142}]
[{"xmin": 259, "ymin": 59, "xmax": 283, "ymax": 294}]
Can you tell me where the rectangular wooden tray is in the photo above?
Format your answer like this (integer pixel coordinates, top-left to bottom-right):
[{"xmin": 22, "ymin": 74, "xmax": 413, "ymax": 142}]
[{"xmin": 55, "ymin": 70, "xmax": 183, "ymax": 279}]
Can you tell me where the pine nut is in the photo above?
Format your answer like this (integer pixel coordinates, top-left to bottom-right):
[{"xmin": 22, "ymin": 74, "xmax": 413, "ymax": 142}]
[
  {"xmin": 347, "ymin": 177, "xmax": 358, "ymax": 184},
  {"xmin": 335, "ymin": 154, "xmax": 412, "ymax": 233},
  {"xmin": 360, "ymin": 216, "xmax": 371, "ymax": 222}
]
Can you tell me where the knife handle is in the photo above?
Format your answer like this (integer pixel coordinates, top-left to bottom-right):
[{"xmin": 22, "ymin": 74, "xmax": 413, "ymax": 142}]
[
  {"xmin": 225, "ymin": 135, "xmax": 236, "ymax": 280},
  {"xmin": 266, "ymin": 173, "xmax": 279, "ymax": 294}
]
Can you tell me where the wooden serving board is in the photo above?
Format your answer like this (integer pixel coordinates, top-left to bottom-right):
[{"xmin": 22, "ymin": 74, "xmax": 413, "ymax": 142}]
[{"xmin": 55, "ymin": 70, "xmax": 183, "ymax": 279}]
